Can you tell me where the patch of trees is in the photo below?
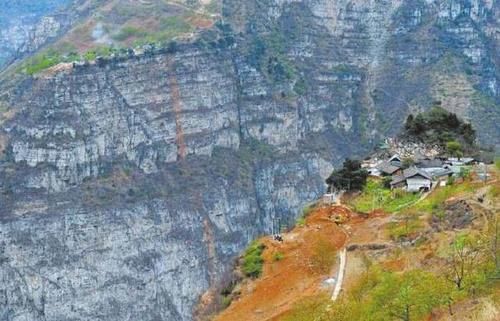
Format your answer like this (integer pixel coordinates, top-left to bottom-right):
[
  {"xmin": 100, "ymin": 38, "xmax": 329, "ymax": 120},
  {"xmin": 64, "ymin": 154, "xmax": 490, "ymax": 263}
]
[
  {"xmin": 404, "ymin": 107, "xmax": 476, "ymax": 148},
  {"xmin": 326, "ymin": 159, "xmax": 368, "ymax": 192}
]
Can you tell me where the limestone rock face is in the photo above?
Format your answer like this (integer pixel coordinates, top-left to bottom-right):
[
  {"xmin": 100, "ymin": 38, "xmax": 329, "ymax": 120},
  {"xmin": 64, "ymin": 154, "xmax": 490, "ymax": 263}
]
[{"xmin": 0, "ymin": 1, "xmax": 499, "ymax": 321}]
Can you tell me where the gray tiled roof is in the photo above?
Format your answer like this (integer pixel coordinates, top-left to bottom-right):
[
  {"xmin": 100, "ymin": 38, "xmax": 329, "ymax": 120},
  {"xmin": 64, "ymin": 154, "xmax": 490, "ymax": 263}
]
[
  {"xmin": 377, "ymin": 162, "xmax": 401, "ymax": 175},
  {"xmin": 402, "ymin": 167, "xmax": 432, "ymax": 180}
]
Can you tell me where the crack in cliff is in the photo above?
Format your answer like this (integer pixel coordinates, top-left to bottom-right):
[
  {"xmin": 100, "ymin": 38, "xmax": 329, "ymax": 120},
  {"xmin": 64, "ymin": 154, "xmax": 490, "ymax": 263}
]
[
  {"xmin": 229, "ymin": 50, "xmax": 245, "ymax": 142},
  {"xmin": 167, "ymin": 57, "xmax": 187, "ymax": 161}
]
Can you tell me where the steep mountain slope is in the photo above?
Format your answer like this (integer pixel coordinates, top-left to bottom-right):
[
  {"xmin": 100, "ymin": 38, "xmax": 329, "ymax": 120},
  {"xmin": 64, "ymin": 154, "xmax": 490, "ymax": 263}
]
[
  {"xmin": 223, "ymin": 0, "xmax": 500, "ymax": 148},
  {"xmin": 0, "ymin": 1, "xmax": 499, "ymax": 321},
  {"xmin": 0, "ymin": 0, "xmax": 79, "ymax": 68}
]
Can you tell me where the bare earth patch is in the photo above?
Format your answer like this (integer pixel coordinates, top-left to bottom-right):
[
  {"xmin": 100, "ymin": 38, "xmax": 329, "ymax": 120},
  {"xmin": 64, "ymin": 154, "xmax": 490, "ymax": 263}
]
[{"xmin": 213, "ymin": 206, "xmax": 348, "ymax": 321}]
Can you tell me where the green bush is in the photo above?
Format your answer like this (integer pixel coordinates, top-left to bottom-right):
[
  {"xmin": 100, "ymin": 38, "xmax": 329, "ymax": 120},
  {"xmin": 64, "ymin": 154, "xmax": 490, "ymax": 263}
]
[
  {"xmin": 326, "ymin": 159, "xmax": 369, "ymax": 192},
  {"xmin": 311, "ymin": 237, "xmax": 337, "ymax": 274},
  {"xmin": 242, "ymin": 241, "xmax": 266, "ymax": 278},
  {"xmin": 296, "ymin": 216, "xmax": 306, "ymax": 227},
  {"xmin": 24, "ymin": 51, "xmax": 62, "ymax": 75},
  {"xmin": 113, "ymin": 25, "xmax": 148, "ymax": 41},
  {"xmin": 273, "ymin": 252, "xmax": 284, "ymax": 261}
]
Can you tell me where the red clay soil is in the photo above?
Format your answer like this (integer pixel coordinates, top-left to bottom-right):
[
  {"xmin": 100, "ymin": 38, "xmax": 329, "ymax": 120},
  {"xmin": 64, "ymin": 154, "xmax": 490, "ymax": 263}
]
[{"xmin": 213, "ymin": 206, "xmax": 349, "ymax": 321}]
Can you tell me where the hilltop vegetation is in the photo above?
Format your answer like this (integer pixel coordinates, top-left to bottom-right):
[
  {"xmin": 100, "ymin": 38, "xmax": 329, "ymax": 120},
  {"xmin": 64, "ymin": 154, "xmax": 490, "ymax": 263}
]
[
  {"xmin": 16, "ymin": 0, "xmax": 220, "ymax": 74},
  {"xmin": 403, "ymin": 106, "xmax": 476, "ymax": 150}
]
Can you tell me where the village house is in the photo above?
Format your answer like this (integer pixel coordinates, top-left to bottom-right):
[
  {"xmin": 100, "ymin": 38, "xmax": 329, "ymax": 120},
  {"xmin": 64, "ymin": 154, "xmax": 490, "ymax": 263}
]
[
  {"xmin": 390, "ymin": 167, "xmax": 432, "ymax": 192},
  {"xmin": 414, "ymin": 158, "xmax": 445, "ymax": 176},
  {"xmin": 376, "ymin": 154, "xmax": 403, "ymax": 176}
]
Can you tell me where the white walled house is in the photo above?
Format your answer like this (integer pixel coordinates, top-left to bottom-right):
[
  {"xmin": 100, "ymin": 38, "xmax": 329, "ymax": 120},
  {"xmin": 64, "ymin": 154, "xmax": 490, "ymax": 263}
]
[{"xmin": 390, "ymin": 168, "xmax": 432, "ymax": 192}]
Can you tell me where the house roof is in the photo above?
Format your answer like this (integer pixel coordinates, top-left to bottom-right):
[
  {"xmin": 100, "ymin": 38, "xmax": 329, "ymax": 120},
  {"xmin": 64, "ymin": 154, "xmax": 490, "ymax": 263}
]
[
  {"xmin": 432, "ymin": 169, "xmax": 454, "ymax": 178},
  {"xmin": 377, "ymin": 162, "xmax": 401, "ymax": 175},
  {"xmin": 391, "ymin": 167, "xmax": 432, "ymax": 186},
  {"xmin": 388, "ymin": 154, "xmax": 402, "ymax": 163},
  {"xmin": 390, "ymin": 175, "xmax": 406, "ymax": 185},
  {"xmin": 402, "ymin": 167, "xmax": 432, "ymax": 180},
  {"xmin": 415, "ymin": 159, "xmax": 443, "ymax": 168}
]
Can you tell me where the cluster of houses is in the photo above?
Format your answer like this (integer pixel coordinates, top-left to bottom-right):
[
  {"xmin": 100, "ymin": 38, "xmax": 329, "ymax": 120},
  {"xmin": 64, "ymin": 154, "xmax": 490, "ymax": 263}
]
[{"xmin": 363, "ymin": 154, "xmax": 479, "ymax": 192}]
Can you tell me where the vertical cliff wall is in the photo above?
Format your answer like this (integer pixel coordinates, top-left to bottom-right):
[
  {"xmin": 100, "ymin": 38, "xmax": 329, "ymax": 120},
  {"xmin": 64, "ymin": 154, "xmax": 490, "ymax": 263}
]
[{"xmin": 0, "ymin": 43, "xmax": 334, "ymax": 321}]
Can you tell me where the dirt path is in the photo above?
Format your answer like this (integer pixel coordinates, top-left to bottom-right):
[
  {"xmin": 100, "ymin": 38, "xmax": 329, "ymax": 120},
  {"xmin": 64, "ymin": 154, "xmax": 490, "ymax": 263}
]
[{"xmin": 331, "ymin": 248, "xmax": 346, "ymax": 301}]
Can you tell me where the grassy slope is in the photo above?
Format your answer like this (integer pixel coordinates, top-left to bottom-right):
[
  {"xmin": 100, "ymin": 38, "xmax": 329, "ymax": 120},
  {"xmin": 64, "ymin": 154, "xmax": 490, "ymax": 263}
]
[
  {"xmin": 348, "ymin": 178, "xmax": 420, "ymax": 213},
  {"xmin": 18, "ymin": 0, "xmax": 221, "ymax": 74},
  {"xmin": 244, "ymin": 166, "xmax": 500, "ymax": 321}
]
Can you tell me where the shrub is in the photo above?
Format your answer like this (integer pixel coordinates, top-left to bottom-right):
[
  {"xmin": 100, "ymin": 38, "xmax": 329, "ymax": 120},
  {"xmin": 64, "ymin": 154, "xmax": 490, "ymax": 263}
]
[
  {"xmin": 326, "ymin": 159, "xmax": 368, "ymax": 192},
  {"xmin": 296, "ymin": 216, "xmax": 306, "ymax": 227},
  {"xmin": 311, "ymin": 237, "xmax": 337, "ymax": 274},
  {"xmin": 24, "ymin": 51, "xmax": 62, "ymax": 75},
  {"xmin": 242, "ymin": 241, "xmax": 266, "ymax": 278},
  {"xmin": 221, "ymin": 295, "xmax": 232, "ymax": 308},
  {"xmin": 273, "ymin": 252, "xmax": 284, "ymax": 261},
  {"xmin": 447, "ymin": 140, "xmax": 463, "ymax": 158}
]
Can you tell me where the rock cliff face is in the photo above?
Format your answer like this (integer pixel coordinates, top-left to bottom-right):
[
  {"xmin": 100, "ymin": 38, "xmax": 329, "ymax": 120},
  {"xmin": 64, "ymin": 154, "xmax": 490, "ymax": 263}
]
[
  {"xmin": 0, "ymin": 43, "xmax": 334, "ymax": 320},
  {"xmin": 0, "ymin": 0, "xmax": 499, "ymax": 321}
]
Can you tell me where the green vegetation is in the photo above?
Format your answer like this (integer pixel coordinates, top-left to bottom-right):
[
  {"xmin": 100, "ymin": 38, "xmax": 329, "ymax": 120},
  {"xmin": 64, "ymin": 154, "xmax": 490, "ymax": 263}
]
[
  {"xmin": 349, "ymin": 179, "xmax": 420, "ymax": 213},
  {"xmin": 284, "ymin": 256, "xmax": 498, "ymax": 321},
  {"xmin": 404, "ymin": 107, "xmax": 476, "ymax": 148},
  {"xmin": 23, "ymin": 50, "xmax": 62, "ymax": 75},
  {"xmin": 242, "ymin": 241, "xmax": 266, "ymax": 278},
  {"xmin": 495, "ymin": 158, "xmax": 500, "ymax": 171},
  {"xmin": 283, "ymin": 267, "xmax": 453, "ymax": 321},
  {"xmin": 296, "ymin": 216, "xmax": 306, "ymax": 227},
  {"xmin": 130, "ymin": 17, "xmax": 194, "ymax": 46},
  {"xmin": 311, "ymin": 237, "xmax": 337, "ymax": 274},
  {"xmin": 246, "ymin": 29, "xmax": 299, "ymax": 90},
  {"xmin": 407, "ymin": 181, "xmax": 474, "ymax": 216},
  {"xmin": 446, "ymin": 140, "xmax": 463, "ymax": 158},
  {"xmin": 326, "ymin": 159, "xmax": 369, "ymax": 192},
  {"xmin": 387, "ymin": 213, "xmax": 423, "ymax": 241},
  {"xmin": 220, "ymin": 281, "xmax": 237, "ymax": 309},
  {"xmin": 112, "ymin": 25, "xmax": 149, "ymax": 41},
  {"xmin": 293, "ymin": 77, "xmax": 308, "ymax": 95},
  {"xmin": 296, "ymin": 202, "xmax": 315, "ymax": 227},
  {"xmin": 281, "ymin": 294, "xmax": 331, "ymax": 321},
  {"xmin": 21, "ymin": 46, "xmax": 117, "ymax": 75},
  {"xmin": 273, "ymin": 252, "xmax": 284, "ymax": 262}
]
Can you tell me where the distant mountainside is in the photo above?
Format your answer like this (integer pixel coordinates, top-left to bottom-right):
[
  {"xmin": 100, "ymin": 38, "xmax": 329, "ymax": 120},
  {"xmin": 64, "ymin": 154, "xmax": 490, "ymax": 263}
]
[
  {"xmin": 0, "ymin": 1, "xmax": 499, "ymax": 321},
  {"xmin": 0, "ymin": 0, "xmax": 74, "ymax": 68}
]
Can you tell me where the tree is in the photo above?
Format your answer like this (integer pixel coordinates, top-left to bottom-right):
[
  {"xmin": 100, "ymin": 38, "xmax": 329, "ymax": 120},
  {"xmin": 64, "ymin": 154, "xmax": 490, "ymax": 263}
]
[
  {"xmin": 368, "ymin": 270, "xmax": 451, "ymax": 321},
  {"xmin": 404, "ymin": 114, "xmax": 414, "ymax": 131},
  {"xmin": 326, "ymin": 159, "xmax": 368, "ymax": 192},
  {"xmin": 444, "ymin": 235, "xmax": 483, "ymax": 290},
  {"xmin": 446, "ymin": 141, "xmax": 463, "ymax": 159}
]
